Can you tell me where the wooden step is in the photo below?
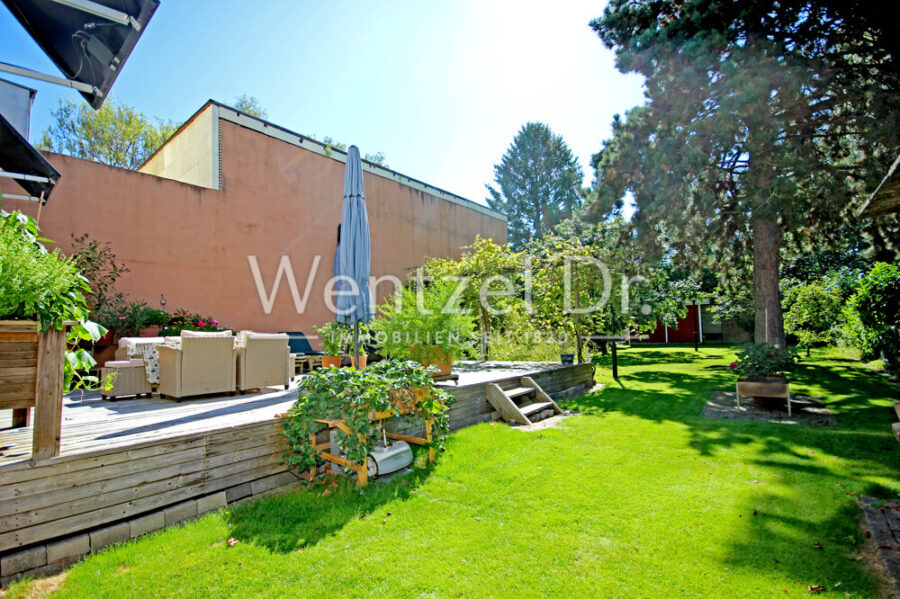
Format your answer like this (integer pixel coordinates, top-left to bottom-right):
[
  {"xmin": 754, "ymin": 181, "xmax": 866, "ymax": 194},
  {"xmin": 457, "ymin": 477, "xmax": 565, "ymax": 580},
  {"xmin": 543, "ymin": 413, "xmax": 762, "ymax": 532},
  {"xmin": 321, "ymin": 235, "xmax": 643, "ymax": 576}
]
[
  {"xmin": 505, "ymin": 387, "xmax": 535, "ymax": 399},
  {"xmin": 520, "ymin": 401, "xmax": 554, "ymax": 416}
]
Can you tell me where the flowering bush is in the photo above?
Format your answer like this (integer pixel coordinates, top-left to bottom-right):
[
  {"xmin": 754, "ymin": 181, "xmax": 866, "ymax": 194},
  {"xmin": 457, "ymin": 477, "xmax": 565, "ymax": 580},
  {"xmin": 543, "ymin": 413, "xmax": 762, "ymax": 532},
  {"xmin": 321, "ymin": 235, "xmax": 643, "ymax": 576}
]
[{"xmin": 159, "ymin": 309, "xmax": 230, "ymax": 336}]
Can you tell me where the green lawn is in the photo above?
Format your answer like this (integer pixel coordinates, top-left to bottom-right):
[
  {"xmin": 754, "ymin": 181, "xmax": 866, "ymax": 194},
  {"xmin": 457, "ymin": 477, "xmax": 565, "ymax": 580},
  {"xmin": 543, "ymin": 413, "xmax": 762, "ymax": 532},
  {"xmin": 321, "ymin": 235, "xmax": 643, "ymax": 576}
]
[{"xmin": 8, "ymin": 345, "xmax": 899, "ymax": 598}]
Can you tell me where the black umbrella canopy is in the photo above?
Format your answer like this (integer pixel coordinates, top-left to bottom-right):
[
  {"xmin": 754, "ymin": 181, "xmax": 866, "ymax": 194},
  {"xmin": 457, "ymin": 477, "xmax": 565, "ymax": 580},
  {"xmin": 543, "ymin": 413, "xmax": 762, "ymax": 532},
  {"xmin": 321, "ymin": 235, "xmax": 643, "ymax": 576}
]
[
  {"xmin": 1, "ymin": 0, "xmax": 159, "ymax": 108},
  {"xmin": 0, "ymin": 113, "xmax": 60, "ymax": 201}
]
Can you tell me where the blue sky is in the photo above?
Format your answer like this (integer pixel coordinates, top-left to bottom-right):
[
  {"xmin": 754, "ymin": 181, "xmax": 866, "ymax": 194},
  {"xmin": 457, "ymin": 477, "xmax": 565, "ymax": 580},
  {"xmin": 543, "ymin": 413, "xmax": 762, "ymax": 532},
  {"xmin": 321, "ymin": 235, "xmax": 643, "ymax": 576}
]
[{"xmin": 0, "ymin": 0, "xmax": 645, "ymax": 206}]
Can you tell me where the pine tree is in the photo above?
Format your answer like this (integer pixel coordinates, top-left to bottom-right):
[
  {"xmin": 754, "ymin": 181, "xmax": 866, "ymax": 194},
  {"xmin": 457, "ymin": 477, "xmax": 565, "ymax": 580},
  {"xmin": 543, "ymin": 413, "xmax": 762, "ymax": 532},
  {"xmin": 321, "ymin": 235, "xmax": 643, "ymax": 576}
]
[
  {"xmin": 486, "ymin": 122, "xmax": 583, "ymax": 249},
  {"xmin": 590, "ymin": 0, "xmax": 900, "ymax": 347}
]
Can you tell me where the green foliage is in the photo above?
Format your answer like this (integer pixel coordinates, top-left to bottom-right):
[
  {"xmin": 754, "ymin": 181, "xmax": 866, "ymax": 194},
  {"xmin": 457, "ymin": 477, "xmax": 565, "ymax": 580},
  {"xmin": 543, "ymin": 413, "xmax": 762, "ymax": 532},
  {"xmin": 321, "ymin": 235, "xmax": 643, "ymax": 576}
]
[
  {"xmin": 0, "ymin": 210, "xmax": 109, "ymax": 392},
  {"xmin": 0, "ymin": 210, "xmax": 90, "ymax": 330},
  {"xmin": 486, "ymin": 122, "xmax": 584, "ymax": 249},
  {"xmin": 232, "ymin": 94, "xmax": 267, "ymax": 119},
  {"xmin": 730, "ymin": 343, "xmax": 796, "ymax": 379},
  {"xmin": 783, "ymin": 280, "xmax": 842, "ymax": 352},
  {"xmin": 159, "ymin": 309, "xmax": 228, "ymax": 337},
  {"xmin": 65, "ymin": 320, "xmax": 113, "ymax": 393},
  {"xmin": 424, "ymin": 237, "xmax": 523, "ymax": 359},
  {"xmin": 38, "ymin": 98, "xmax": 178, "ymax": 169},
  {"xmin": 372, "ymin": 280, "xmax": 475, "ymax": 362},
  {"xmin": 313, "ymin": 321, "xmax": 352, "ymax": 356},
  {"xmin": 68, "ymin": 234, "xmax": 129, "ymax": 312},
  {"xmin": 842, "ymin": 262, "xmax": 900, "ymax": 374},
  {"xmin": 113, "ymin": 302, "xmax": 170, "ymax": 337},
  {"xmin": 281, "ymin": 360, "xmax": 450, "ymax": 473},
  {"xmin": 308, "ymin": 135, "xmax": 388, "ymax": 166},
  {"xmin": 589, "ymin": 0, "xmax": 900, "ymax": 347},
  {"xmin": 527, "ymin": 219, "xmax": 689, "ymax": 361}
]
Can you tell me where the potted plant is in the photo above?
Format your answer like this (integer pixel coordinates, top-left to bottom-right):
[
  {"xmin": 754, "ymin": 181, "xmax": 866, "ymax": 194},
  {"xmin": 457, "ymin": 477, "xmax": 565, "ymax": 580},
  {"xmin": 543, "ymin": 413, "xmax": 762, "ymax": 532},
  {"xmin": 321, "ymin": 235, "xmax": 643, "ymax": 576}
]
[
  {"xmin": 314, "ymin": 321, "xmax": 350, "ymax": 368},
  {"xmin": 0, "ymin": 209, "xmax": 109, "ymax": 453},
  {"xmin": 730, "ymin": 343, "xmax": 796, "ymax": 409},
  {"xmin": 140, "ymin": 308, "xmax": 169, "ymax": 337},
  {"xmin": 372, "ymin": 280, "xmax": 475, "ymax": 376},
  {"xmin": 159, "ymin": 309, "xmax": 229, "ymax": 337},
  {"xmin": 347, "ymin": 322, "xmax": 370, "ymax": 369}
]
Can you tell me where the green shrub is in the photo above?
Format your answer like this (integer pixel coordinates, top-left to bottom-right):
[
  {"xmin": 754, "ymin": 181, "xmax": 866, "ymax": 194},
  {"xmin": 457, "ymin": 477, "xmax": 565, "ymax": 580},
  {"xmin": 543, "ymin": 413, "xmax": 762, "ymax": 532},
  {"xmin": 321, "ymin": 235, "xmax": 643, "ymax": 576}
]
[
  {"xmin": 0, "ymin": 210, "xmax": 89, "ymax": 330},
  {"xmin": 313, "ymin": 321, "xmax": 352, "ymax": 356},
  {"xmin": 783, "ymin": 279, "xmax": 842, "ymax": 355},
  {"xmin": 0, "ymin": 210, "xmax": 109, "ymax": 392},
  {"xmin": 730, "ymin": 343, "xmax": 796, "ymax": 378},
  {"xmin": 68, "ymin": 233, "xmax": 128, "ymax": 311},
  {"xmin": 372, "ymin": 280, "xmax": 475, "ymax": 362},
  {"xmin": 842, "ymin": 262, "xmax": 900, "ymax": 374}
]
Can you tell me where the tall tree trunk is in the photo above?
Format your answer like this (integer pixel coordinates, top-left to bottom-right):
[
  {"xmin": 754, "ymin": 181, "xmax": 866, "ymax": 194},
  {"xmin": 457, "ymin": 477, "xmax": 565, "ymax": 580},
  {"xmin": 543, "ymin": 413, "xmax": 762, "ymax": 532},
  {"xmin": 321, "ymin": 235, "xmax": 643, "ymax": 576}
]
[{"xmin": 751, "ymin": 216, "xmax": 786, "ymax": 347}]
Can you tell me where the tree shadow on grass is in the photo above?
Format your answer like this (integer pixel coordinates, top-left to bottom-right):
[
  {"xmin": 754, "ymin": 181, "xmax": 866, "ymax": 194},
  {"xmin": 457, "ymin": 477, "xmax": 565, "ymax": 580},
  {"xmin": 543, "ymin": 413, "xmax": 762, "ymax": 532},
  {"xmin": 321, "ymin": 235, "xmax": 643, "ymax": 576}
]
[
  {"xmin": 225, "ymin": 459, "xmax": 432, "ymax": 554},
  {"xmin": 575, "ymin": 346, "xmax": 899, "ymax": 595}
]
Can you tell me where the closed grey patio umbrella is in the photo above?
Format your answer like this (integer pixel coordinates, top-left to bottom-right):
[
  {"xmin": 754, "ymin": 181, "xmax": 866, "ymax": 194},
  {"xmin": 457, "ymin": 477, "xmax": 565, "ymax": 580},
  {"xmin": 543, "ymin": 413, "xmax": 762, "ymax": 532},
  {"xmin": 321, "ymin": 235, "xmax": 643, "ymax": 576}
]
[{"xmin": 336, "ymin": 146, "xmax": 372, "ymax": 366}]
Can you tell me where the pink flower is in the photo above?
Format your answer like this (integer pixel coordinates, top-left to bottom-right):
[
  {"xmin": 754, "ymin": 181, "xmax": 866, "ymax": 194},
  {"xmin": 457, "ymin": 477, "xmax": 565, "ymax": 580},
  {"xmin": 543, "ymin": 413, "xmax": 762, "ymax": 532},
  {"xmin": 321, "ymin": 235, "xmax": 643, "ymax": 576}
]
[
  {"xmin": 729, "ymin": 362, "xmax": 737, "ymax": 370},
  {"xmin": 197, "ymin": 320, "xmax": 206, "ymax": 327}
]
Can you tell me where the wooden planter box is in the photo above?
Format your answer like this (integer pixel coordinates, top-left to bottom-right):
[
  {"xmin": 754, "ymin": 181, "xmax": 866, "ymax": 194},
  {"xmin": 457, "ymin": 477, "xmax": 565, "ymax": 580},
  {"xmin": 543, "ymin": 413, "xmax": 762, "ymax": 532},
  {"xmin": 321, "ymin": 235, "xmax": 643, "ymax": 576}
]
[
  {"xmin": 736, "ymin": 376, "xmax": 792, "ymax": 416},
  {"xmin": 0, "ymin": 320, "xmax": 69, "ymax": 459}
]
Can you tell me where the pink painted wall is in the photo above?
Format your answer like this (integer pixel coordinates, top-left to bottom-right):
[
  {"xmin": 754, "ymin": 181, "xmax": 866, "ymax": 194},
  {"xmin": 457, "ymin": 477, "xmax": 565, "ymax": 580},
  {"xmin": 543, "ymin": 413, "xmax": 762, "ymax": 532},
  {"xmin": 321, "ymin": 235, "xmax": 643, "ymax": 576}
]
[{"xmin": 1, "ymin": 120, "xmax": 506, "ymax": 346}]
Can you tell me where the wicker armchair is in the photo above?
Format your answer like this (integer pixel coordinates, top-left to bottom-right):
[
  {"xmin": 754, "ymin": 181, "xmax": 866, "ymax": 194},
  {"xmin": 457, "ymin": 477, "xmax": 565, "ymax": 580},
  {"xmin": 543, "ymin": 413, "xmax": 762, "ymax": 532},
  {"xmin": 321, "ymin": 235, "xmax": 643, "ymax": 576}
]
[
  {"xmin": 236, "ymin": 332, "xmax": 292, "ymax": 393},
  {"xmin": 157, "ymin": 331, "xmax": 236, "ymax": 401}
]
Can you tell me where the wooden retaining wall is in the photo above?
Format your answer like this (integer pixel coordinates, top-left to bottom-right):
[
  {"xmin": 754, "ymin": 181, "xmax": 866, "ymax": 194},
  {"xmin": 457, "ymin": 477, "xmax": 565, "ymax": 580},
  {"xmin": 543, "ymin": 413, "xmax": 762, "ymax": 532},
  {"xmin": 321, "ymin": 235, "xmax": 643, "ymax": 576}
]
[
  {"xmin": 0, "ymin": 419, "xmax": 289, "ymax": 555},
  {"xmin": 0, "ymin": 362, "xmax": 594, "ymax": 580}
]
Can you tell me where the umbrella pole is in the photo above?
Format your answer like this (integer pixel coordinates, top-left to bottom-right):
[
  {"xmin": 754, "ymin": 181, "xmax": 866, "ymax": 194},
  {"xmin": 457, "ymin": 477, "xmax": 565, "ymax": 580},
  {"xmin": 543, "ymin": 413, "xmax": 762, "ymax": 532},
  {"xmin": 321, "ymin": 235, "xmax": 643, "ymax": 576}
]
[{"xmin": 354, "ymin": 321, "xmax": 360, "ymax": 369}]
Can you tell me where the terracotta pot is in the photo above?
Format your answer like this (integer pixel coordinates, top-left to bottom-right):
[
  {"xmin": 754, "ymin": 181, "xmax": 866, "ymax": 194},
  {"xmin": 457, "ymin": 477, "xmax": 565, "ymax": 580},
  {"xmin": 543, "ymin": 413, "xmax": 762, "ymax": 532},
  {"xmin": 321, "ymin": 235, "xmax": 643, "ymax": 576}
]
[
  {"xmin": 139, "ymin": 325, "xmax": 160, "ymax": 337},
  {"xmin": 737, "ymin": 376, "xmax": 789, "ymax": 409},
  {"xmin": 97, "ymin": 330, "xmax": 115, "ymax": 346},
  {"xmin": 350, "ymin": 354, "xmax": 367, "ymax": 369},
  {"xmin": 321, "ymin": 355, "xmax": 342, "ymax": 369},
  {"xmin": 409, "ymin": 345, "xmax": 453, "ymax": 377}
]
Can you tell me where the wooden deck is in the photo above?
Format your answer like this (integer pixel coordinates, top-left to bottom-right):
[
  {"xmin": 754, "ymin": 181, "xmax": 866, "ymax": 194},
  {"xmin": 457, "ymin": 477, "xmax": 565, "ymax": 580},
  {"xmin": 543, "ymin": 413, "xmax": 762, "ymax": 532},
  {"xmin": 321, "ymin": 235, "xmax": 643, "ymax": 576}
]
[
  {"xmin": 0, "ymin": 361, "xmax": 590, "ymax": 466},
  {"xmin": 0, "ymin": 361, "xmax": 593, "ymax": 573}
]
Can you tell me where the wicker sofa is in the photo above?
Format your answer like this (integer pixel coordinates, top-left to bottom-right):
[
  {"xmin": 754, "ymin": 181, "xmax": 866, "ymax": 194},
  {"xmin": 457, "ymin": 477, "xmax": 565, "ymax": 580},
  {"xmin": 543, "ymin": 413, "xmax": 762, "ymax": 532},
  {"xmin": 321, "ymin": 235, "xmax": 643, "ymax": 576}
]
[
  {"xmin": 236, "ymin": 332, "xmax": 292, "ymax": 393},
  {"xmin": 157, "ymin": 331, "xmax": 237, "ymax": 401}
]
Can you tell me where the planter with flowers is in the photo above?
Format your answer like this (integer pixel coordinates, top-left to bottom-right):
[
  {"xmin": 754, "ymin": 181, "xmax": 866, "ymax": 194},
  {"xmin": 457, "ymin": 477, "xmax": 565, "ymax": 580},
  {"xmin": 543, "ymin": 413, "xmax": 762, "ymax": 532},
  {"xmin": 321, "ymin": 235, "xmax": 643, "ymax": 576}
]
[
  {"xmin": 159, "ymin": 309, "xmax": 230, "ymax": 337},
  {"xmin": 730, "ymin": 343, "xmax": 797, "ymax": 412}
]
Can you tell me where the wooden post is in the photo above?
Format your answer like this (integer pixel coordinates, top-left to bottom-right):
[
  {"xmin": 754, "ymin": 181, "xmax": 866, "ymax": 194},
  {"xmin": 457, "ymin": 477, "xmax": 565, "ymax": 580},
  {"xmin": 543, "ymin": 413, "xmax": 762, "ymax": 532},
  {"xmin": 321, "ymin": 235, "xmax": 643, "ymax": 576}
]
[
  {"xmin": 11, "ymin": 408, "xmax": 30, "ymax": 427},
  {"xmin": 32, "ymin": 327, "xmax": 67, "ymax": 459},
  {"xmin": 356, "ymin": 460, "xmax": 367, "ymax": 487},
  {"xmin": 307, "ymin": 433, "xmax": 318, "ymax": 480}
]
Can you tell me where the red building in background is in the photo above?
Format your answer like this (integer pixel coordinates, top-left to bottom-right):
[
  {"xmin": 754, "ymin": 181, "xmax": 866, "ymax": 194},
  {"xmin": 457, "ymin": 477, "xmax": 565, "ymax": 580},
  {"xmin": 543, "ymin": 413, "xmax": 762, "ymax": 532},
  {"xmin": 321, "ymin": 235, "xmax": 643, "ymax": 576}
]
[{"xmin": 643, "ymin": 303, "xmax": 752, "ymax": 344}]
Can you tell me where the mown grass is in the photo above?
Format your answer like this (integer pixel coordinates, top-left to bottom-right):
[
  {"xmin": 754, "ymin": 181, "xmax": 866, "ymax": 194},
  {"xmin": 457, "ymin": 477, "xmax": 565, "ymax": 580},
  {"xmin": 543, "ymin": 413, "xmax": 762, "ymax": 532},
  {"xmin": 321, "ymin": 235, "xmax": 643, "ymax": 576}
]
[{"xmin": 7, "ymin": 345, "xmax": 899, "ymax": 598}]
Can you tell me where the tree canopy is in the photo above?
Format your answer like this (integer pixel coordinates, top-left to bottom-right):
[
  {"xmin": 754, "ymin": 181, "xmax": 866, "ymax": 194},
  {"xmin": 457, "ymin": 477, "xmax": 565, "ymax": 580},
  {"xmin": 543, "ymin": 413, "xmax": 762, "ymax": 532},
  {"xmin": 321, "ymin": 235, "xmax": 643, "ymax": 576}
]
[
  {"xmin": 589, "ymin": 0, "xmax": 900, "ymax": 347},
  {"xmin": 232, "ymin": 94, "xmax": 268, "ymax": 119},
  {"xmin": 487, "ymin": 122, "xmax": 584, "ymax": 249},
  {"xmin": 37, "ymin": 99, "xmax": 178, "ymax": 170}
]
